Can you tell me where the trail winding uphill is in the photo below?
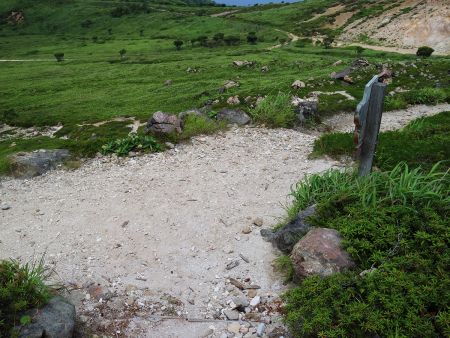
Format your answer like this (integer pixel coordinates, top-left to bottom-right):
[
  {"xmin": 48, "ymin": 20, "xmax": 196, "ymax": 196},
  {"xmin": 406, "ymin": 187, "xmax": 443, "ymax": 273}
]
[{"xmin": 0, "ymin": 104, "xmax": 448, "ymax": 337}]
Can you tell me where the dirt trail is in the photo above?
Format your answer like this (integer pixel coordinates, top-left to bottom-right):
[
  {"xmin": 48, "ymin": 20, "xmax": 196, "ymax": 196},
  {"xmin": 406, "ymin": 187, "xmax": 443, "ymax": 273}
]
[
  {"xmin": 267, "ymin": 30, "xmax": 300, "ymax": 50},
  {"xmin": 1, "ymin": 104, "xmax": 448, "ymax": 337}
]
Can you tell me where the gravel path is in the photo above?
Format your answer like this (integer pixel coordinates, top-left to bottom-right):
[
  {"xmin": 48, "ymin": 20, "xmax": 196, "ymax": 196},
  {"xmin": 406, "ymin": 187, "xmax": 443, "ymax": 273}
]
[
  {"xmin": 0, "ymin": 126, "xmax": 339, "ymax": 337},
  {"xmin": 1, "ymin": 104, "xmax": 447, "ymax": 337}
]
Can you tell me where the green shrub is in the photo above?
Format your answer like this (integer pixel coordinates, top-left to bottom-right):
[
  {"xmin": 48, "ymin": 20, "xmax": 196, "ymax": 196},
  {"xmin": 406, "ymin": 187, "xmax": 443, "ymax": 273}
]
[
  {"xmin": 0, "ymin": 258, "xmax": 53, "ymax": 336},
  {"xmin": 53, "ymin": 52, "xmax": 64, "ymax": 62},
  {"xmin": 247, "ymin": 32, "xmax": 258, "ymax": 44},
  {"xmin": 274, "ymin": 255, "xmax": 295, "ymax": 282},
  {"xmin": 180, "ymin": 114, "xmax": 226, "ymax": 139},
  {"xmin": 312, "ymin": 111, "xmax": 450, "ymax": 171},
  {"xmin": 101, "ymin": 134, "xmax": 161, "ymax": 156},
  {"xmin": 385, "ymin": 95, "xmax": 408, "ymax": 110},
  {"xmin": 283, "ymin": 164, "xmax": 450, "ymax": 337},
  {"xmin": 173, "ymin": 39, "xmax": 183, "ymax": 50},
  {"xmin": 404, "ymin": 88, "xmax": 447, "ymax": 105},
  {"xmin": 416, "ymin": 46, "xmax": 434, "ymax": 58},
  {"xmin": 251, "ymin": 92, "xmax": 296, "ymax": 128}
]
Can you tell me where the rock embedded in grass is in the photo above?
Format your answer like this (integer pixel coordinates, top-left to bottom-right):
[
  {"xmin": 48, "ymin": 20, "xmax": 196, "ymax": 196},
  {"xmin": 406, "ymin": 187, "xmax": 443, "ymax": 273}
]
[
  {"xmin": 16, "ymin": 297, "xmax": 76, "ymax": 338},
  {"xmin": 291, "ymin": 228, "xmax": 355, "ymax": 279},
  {"xmin": 217, "ymin": 109, "xmax": 251, "ymax": 125},
  {"xmin": 145, "ymin": 111, "xmax": 182, "ymax": 135},
  {"xmin": 9, "ymin": 149, "xmax": 70, "ymax": 178}
]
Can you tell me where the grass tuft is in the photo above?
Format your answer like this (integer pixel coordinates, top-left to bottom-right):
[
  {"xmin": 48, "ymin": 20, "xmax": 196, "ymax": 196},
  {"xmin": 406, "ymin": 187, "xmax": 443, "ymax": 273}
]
[
  {"xmin": 0, "ymin": 257, "xmax": 54, "ymax": 336},
  {"xmin": 251, "ymin": 92, "xmax": 296, "ymax": 128}
]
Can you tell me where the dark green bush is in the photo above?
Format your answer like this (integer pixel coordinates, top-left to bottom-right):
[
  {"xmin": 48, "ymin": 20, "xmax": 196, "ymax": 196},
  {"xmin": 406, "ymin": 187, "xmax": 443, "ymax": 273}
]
[
  {"xmin": 0, "ymin": 258, "xmax": 53, "ymax": 336},
  {"xmin": 53, "ymin": 52, "xmax": 64, "ymax": 62},
  {"xmin": 416, "ymin": 46, "xmax": 434, "ymax": 58},
  {"xmin": 283, "ymin": 164, "xmax": 450, "ymax": 337}
]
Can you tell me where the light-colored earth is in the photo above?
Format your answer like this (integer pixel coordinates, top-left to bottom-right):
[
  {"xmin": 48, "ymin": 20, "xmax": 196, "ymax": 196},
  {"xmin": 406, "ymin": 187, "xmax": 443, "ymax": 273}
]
[
  {"xmin": 1, "ymin": 104, "xmax": 449, "ymax": 337},
  {"xmin": 338, "ymin": 0, "xmax": 450, "ymax": 54}
]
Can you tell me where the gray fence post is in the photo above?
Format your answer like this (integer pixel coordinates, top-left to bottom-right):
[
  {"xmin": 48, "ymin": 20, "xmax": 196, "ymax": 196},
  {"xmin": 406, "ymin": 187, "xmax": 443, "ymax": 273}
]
[{"xmin": 358, "ymin": 82, "xmax": 386, "ymax": 176}]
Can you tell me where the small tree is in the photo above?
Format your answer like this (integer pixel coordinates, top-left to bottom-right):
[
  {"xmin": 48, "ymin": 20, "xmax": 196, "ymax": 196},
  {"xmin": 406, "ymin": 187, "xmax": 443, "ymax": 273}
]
[
  {"xmin": 119, "ymin": 49, "xmax": 127, "ymax": 60},
  {"xmin": 356, "ymin": 46, "xmax": 365, "ymax": 56},
  {"xmin": 247, "ymin": 32, "xmax": 257, "ymax": 44},
  {"xmin": 107, "ymin": 28, "xmax": 112, "ymax": 35},
  {"xmin": 139, "ymin": 29, "xmax": 144, "ymax": 37},
  {"xmin": 224, "ymin": 35, "xmax": 240, "ymax": 46},
  {"xmin": 416, "ymin": 46, "xmax": 434, "ymax": 58},
  {"xmin": 213, "ymin": 33, "xmax": 224, "ymax": 41},
  {"xmin": 174, "ymin": 40, "xmax": 184, "ymax": 50},
  {"xmin": 323, "ymin": 36, "xmax": 334, "ymax": 49},
  {"xmin": 54, "ymin": 52, "xmax": 64, "ymax": 62}
]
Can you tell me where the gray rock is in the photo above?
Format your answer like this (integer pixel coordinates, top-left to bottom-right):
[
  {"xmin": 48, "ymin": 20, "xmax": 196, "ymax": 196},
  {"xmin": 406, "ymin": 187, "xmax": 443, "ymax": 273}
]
[
  {"xmin": 9, "ymin": 149, "xmax": 70, "ymax": 178},
  {"xmin": 217, "ymin": 109, "xmax": 251, "ymax": 125},
  {"xmin": 291, "ymin": 80, "xmax": 305, "ymax": 89},
  {"xmin": 145, "ymin": 111, "xmax": 182, "ymax": 135},
  {"xmin": 291, "ymin": 228, "xmax": 355, "ymax": 279},
  {"xmin": 261, "ymin": 205, "xmax": 315, "ymax": 253},
  {"xmin": 291, "ymin": 97, "xmax": 319, "ymax": 123},
  {"xmin": 232, "ymin": 295, "xmax": 249, "ymax": 310},
  {"xmin": 256, "ymin": 323, "xmax": 266, "ymax": 337},
  {"xmin": 223, "ymin": 309, "xmax": 240, "ymax": 320},
  {"xmin": 17, "ymin": 297, "xmax": 76, "ymax": 338}
]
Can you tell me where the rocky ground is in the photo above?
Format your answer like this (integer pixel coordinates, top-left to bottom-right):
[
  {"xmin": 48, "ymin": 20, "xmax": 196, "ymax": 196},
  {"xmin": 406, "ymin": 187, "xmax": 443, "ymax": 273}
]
[{"xmin": 0, "ymin": 104, "xmax": 448, "ymax": 337}]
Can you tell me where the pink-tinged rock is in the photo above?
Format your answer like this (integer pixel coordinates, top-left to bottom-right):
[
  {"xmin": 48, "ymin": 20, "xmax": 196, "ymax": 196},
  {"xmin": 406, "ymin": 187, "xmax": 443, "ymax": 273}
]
[{"xmin": 291, "ymin": 228, "xmax": 355, "ymax": 279}]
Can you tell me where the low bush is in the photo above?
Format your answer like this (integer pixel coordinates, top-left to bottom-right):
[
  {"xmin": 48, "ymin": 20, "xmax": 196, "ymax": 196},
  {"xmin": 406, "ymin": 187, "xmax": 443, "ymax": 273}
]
[
  {"xmin": 0, "ymin": 257, "xmax": 53, "ymax": 336},
  {"xmin": 101, "ymin": 134, "xmax": 161, "ymax": 156},
  {"xmin": 251, "ymin": 92, "xmax": 296, "ymax": 128},
  {"xmin": 404, "ymin": 88, "xmax": 447, "ymax": 105},
  {"xmin": 53, "ymin": 52, "xmax": 64, "ymax": 62},
  {"xmin": 283, "ymin": 164, "xmax": 450, "ymax": 337},
  {"xmin": 416, "ymin": 46, "xmax": 434, "ymax": 58},
  {"xmin": 180, "ymin": 114, "xmax": 226, "ymax": 139},
  {"xmin": 312, "ymin": 111, "xmax": 450, "ymax": 171}
]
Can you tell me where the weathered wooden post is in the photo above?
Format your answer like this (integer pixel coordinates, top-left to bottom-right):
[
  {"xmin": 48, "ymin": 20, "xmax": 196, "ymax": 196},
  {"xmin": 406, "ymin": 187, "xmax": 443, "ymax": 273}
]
[{"xmin": 357, "ymin": 81, "xmax": 386, "ymax": 176}]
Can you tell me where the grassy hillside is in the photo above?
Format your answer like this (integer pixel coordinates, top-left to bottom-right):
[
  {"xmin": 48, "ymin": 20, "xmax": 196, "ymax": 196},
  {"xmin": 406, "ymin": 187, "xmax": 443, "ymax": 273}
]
[{"xmin": 0, "ymin": 0, "xmax": 449, "ymax": 174}]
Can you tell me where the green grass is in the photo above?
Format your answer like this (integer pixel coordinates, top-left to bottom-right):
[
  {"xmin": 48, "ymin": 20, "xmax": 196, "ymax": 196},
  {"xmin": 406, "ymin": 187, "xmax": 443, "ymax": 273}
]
[
  {"xmin": 251, "ymin": 92, "xmax": 296, "ymax": 127},
  {"xmin": 282, "ymin": 164, "xmax": 450, "ymax": 337},
  {"xmin": 0, "ymin": 257, "xmax": 54, "ymax": 336},
  {"xmin": 312, "ymin": 111, "xmax": 450, "ymax": 171}
]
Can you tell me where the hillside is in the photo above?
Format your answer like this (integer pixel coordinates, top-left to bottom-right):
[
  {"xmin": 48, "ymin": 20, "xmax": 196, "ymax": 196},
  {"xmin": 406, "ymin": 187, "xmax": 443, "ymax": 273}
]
[{"xmin": 234, "ymin": 0, "xmax": 450, "ymax": 53}]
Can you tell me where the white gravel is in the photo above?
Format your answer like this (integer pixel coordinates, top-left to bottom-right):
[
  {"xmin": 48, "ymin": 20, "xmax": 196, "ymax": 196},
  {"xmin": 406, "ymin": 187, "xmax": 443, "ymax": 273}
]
[{"xmin": 1, "ymin": 103, "xmax": 447, "ymax": 337}]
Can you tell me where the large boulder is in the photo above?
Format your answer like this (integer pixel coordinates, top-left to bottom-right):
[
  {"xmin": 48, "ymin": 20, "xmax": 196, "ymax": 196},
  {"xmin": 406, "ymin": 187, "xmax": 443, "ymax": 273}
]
[
  {"xmin": 291, "ymin": 96, "xmax": 319, "ymax": 123},
  {"xmin": 217, "ymin": 108, "xmax": 251, "ymax": 125},
  {"xmin": 17, "ymin": 297, "xmax": 76, "ymax": 338},
  {"xmin": 291, "ymin": 228, "xmax": 355, "ymax": 279},
  {"xmin": 261, "ymin": 205, "xmax": 315, "ymax": 253},
  {"xmin": 145, "ymin": 111, "xmax": 182, "ymax": 136},
  {"xmin": 9, "ymin": 149, "xmax": 70, "ymax": 178}
]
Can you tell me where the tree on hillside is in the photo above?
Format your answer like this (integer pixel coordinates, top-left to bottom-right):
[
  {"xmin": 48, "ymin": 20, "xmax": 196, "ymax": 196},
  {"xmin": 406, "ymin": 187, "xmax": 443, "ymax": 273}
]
[
  {"xmin": 174, "ymin": 40, "xmax": 184, "ymax": 50},
  {"xmin": 356, "ymin": 46, "xmax": 365, "ymax": 56},
  {"xmin": 416, "ymin": 46, "xmax": 434, "ymax": 58},
  {"xmin": 119, "ymin": 49, "xmax": 127, "ymax": 61},
  {"xmin": 213, "ymin": 33, "xmax": 224, "ymax": 41},
  {"xmin": 54, "ymin": 52, "xmax": 64, "ymax": 62},
  {"xmin": 224, "ymin": 35, "xmax": 240, "ymax": 46},
  {"xmin": 323, "ymin": 36, "xmax": 334, "ymax": 49},
  {"xmin": 247, "ymin": 32, "xmax": 258, "ymax": 44}
]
